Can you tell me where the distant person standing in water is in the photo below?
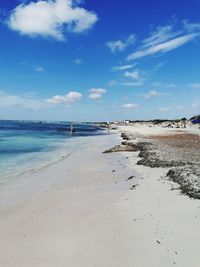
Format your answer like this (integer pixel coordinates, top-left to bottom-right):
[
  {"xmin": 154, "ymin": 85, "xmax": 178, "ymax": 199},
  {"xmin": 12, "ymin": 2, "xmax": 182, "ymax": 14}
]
[
  {"xmin": 107, "ymin": 121, "xmax": 110, "ymax": 132},
  {"xmin": 70, "ymin": 124, "xmax": 76, "ymax": 135}
]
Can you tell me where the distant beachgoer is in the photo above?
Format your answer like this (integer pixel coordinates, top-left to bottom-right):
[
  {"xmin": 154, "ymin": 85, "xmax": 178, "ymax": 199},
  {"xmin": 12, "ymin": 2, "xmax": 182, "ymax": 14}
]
[
  {"xmin": 70, "ymin": 124, "xmax": 76, "ymax": 135},
  {"xmin": 107, "ymin": 121, "xmax": 110, "ymax": 132}
]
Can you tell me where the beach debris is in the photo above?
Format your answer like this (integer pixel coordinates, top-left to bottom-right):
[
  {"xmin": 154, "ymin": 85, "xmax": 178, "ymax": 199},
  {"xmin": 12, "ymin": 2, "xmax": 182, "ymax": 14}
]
[
  {"xmin": 111, "ymin": 131, "xmax": 200, "ymax": 199},
  {"xmin": 121, "ymin": 132, "xmax": 130, "ymax": 140},
  {"xmin": 166, "ymin": 166, "xmax": 200, "ymax": 199},
  {"xmin": 127, "ymin": 175, "xmax": 134, "ymax": 180},
  {"xmin": 157, "ymin": 240, "xmax": 161, "ymax": 244},
  {"xmin": 136, "ymin": 141, "xmax": 187, "ymax": 168},
  {"xmin": 130, "ymin": 184, "xmax": 137, "ymax": 190},
  {"xmin": 103, "ymin": 144, "xmax": 138, "ymax": 153}
]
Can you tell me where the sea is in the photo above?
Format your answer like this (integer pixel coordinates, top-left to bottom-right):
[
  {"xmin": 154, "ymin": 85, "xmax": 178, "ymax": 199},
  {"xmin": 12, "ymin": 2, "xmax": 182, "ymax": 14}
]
[{"xmin": 0, "ymin": 120, "xmax": 104, "ymax": 180}]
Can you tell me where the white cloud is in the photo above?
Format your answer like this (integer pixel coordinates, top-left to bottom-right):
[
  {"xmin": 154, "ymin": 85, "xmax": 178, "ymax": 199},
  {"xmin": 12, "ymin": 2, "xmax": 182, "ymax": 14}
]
[
  {"xmin": 121, "ymin": 103, "xmax": 139, "ymax": 109},
  {"xmin": 144, "ymin": 90, "xmax": 160, "ymax": 98},
  {"xmin": 0, "ymin": 91, "xmax": 48, "ymax": 110},
  {"xmin": 124, "ymin": 70, "xmax": 140, "ymax": 80},
  {"xmin": 157, "ymin": 107, "xmax": 170, "ymax": 112},
  {"xmin": 46, "ymin": 91, "xmax": 82, "ymax": 105},
  {"xmin": 106, "ymin": 40, "xmax": 127, "ymax": 53},
  {"xmin": 183, "ymin": 20, "xmax": 200, "ymax": 33},
  {"xmin": 88, "ymin": 93, "xmax": 102, "ymax": 100},
  {"xmin": 152, "ymin": 82, "xmax": 176, "ymax": 88},
  {"xmin": 106, "ymin": 34, "xmax": 136, "ymax": 53},
  {"xmin": 142, "ymin": 25, "xmax": 181, "ymax": 48},
  {"xmin": 126, "ymin": 34, "xmax": 136, "ymax": 44},
  {"xmin": 90, "ymin": 88, "xmax": 106, "ymax": 94},
  {"xmin": 143, "ymin": 90, "xmax": 169, "ymax": 99},
  {"xmin": 7, "ymin": 0, "xmax": 98, "ymax": 41},
  {"xmin": 0, "ymin": 90, "xmax": 82, "ymax": 110},
  {"xmin": 126, "ymin": 21, "xmax": 200, "ymax": 61},
  {"xmin": 123, "ymin": 69, "xmax": 144, "ymax": 86},
  {"xmin": 88, "ymin": 88, "xmax": 106, "ymax": 100},
  {"xmin": 112, "ymin": 64, "xmax": 136, "ymax": 71},
  {"xmin": 127, "ymin": 33, "xmax": 199, "ymax": 60},
  {"xmin": 120, "ymin": 81, "xmax": 143, "ymax": 87}
]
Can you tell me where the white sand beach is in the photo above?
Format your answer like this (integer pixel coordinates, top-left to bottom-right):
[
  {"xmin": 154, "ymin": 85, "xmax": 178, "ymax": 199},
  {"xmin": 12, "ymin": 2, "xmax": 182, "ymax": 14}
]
[
  {"xmin": 1, "ymin": 0, "xmax": 200, "ymax": 266},
  {"xmin": 0, "ymin": 127, "xmax": 200, "ymax": 267}
]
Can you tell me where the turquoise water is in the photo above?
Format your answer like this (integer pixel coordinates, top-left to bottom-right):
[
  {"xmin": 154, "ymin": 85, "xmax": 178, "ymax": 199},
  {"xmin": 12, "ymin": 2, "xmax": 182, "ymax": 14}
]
[{"xmin": 0, "ymin": 120, "xmax": 103, "ymax": 180}]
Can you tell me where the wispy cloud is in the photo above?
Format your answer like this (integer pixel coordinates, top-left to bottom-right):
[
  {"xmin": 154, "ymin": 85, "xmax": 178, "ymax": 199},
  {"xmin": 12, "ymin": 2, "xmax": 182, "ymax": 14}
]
[
  {"xmin": 120, "ymin": 82, "xmax": 142, "ymax": 87},
  {"xmin": 124, "ymin": 70, "xmax": 140, "ymax": 80},
  {"xmin": 88, "ymin": 88, "xmax": 106, "ymax": 100},
  {"xmin": 106, "ymin": 34, "xmax": 136, "ymax": 53},
  {"xmin": 46, "ymin": 91, "xmax": 82, "ymax": 105},
  {"xmin": 123, "ymin": 69, "xmax": 144, "ymax": 86},
  {"xmin": 142, "ymin": 25, "xmax": 181, "ymax": 48},
  {"xmin": 152, "ymin": 82, "xmax": 176, "ymax": 88},
  {"xmin": 112, "ymin": 64, "xmax": 136, "ymax": 71},
  {"xmin": 183, "ymin": 20, "xmax": 200, "ymax": 33},
  {"xmin": 0, "ymin": 90, "xmax": 82, "ymax": 110},
  {"xmin": 121, "ymin": 103, "xmax": 139, "ymax": 109},
  {"xmin": 0, "ymin": 91, "xmax": 48, "ymax": 110},
  {"xmin": 127, "ymin": 22, "xmax": 200, "ymax": 61},
  {"xmin": 143, "ymin": 90, "xmax": 161, "ymax": 98},
  {"xmin": 127, "ymin": 33, "xmax": 199, "ymax": 61},
  {"xmin": 150, "ymin": 61, "xmax": 170, "ymax": 72},
  {"xmin": 7, "ymin": 0, "xmax": 98, "ymax": 41},
  {"xmin": 143, "ymin": 90, "xmax": 169, "ymax": 99}
]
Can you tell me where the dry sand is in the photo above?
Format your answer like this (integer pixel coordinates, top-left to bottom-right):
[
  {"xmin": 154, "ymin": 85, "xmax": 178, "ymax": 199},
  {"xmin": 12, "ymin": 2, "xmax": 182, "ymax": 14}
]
[{"xmin": 0, "ymin": 127, "xmax": 200, "ymax": 266}]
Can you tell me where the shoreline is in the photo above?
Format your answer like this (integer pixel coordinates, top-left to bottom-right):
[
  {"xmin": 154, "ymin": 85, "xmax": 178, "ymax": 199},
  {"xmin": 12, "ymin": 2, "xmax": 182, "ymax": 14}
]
[
  {"xmin": 0, "ymin": 133, "xmax": 106, "ymax": 185},
  {"xmin": 0, "ymin": 128, "xmax": 200, "ymax": 266},
  {"xmin": 0, "ymin": 133, "xmax": 135, "ymax": 267}
]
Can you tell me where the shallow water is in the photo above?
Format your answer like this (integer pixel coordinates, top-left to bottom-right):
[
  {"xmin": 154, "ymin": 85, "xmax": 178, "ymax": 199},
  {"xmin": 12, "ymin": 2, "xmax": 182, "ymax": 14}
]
[{"xmin": 0, "ymin": 120, "xmax": 104, "ymax": 180}]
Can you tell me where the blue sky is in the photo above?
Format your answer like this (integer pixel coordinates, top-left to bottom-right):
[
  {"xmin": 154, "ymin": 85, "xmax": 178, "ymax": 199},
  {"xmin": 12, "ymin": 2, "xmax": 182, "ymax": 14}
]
[{"xmin": 0, "ymin": 0, "xmax": 200, "ymax": 121}]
